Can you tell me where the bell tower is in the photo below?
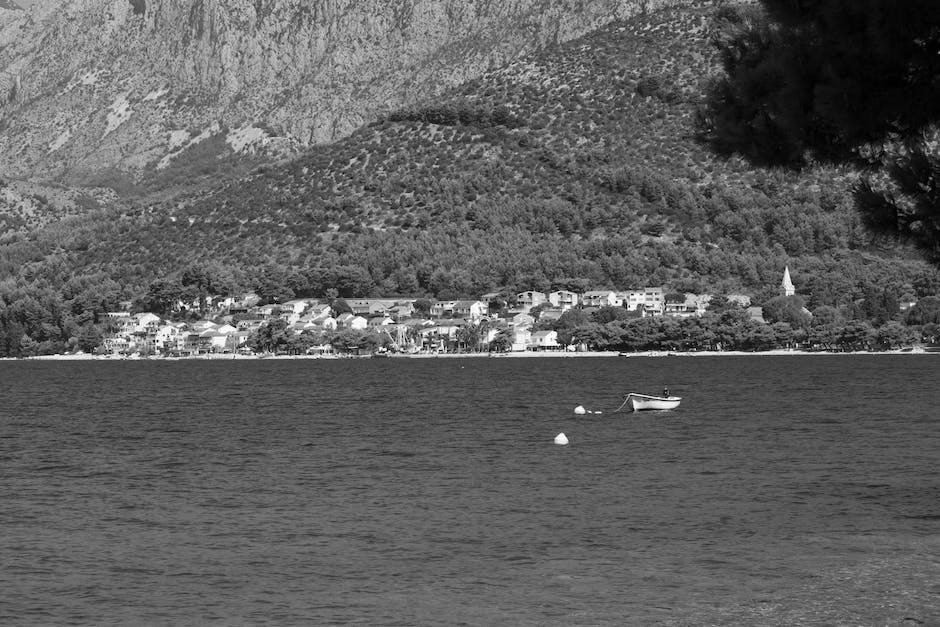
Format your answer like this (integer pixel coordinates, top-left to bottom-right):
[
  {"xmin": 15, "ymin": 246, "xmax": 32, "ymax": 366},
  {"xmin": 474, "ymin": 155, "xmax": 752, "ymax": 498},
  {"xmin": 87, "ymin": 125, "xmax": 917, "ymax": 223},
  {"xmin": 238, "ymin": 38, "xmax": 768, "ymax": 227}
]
[{"xmin": 781, "ymin": 266, "xmax": 795, "ymax": 297}]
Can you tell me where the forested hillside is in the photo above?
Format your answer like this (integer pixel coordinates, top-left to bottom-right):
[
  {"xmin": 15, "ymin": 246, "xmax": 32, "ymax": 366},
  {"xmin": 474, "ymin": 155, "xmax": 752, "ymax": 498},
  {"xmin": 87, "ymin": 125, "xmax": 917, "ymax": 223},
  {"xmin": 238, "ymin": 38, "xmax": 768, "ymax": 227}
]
[{"xmin": 1, "ymin": 1, "xmax": 939, "ymax": 355}]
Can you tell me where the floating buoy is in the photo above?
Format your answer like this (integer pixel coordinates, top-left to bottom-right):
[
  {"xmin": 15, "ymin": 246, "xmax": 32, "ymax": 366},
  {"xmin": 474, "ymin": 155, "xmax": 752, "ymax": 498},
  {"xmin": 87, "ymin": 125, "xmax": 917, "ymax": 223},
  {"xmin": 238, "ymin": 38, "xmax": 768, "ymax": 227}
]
[
  {"xmin": 554, "ymin": 433, "xmax": 569, "ymax": 445},
  {"xmin": 574, "ymin": 405, "xmax": 587, "ymax": 415}
]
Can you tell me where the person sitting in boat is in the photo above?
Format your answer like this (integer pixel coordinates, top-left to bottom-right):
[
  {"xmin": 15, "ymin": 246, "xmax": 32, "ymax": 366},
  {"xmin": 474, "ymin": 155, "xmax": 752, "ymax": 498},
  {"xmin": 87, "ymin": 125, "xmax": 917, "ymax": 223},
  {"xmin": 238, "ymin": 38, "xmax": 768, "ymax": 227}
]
[{"xmin": 662, "ymin": 386, "xmax": 669, "ymax": 397}]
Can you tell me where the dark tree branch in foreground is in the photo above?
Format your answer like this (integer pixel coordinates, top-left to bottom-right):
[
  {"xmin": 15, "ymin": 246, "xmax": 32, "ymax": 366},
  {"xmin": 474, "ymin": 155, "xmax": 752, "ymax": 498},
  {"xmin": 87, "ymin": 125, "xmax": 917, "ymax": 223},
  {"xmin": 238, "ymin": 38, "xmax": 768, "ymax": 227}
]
[
  {"xmin": 700, "ymin": 1, "xmax": 940, "ymax": 263},
  {"xmin": 856, "ymin": 132, "xmax": 940, "ymax": 264}
]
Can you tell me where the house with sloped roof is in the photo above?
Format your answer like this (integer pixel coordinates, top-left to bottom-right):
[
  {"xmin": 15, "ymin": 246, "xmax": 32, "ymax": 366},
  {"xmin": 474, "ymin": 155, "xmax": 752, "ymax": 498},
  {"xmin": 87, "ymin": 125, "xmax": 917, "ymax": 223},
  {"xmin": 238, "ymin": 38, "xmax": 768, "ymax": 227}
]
[
  {"xmin": 335, "ymin": 313, "xmax": 367, "ymax": 329},
  {"xmin": 454, "ymin": 300, "xmax": 487, "ymax": 320},
  {"xmin": 309, "ymin": 303, "xmax": 332, "ymax": 316},
  {"xmin": 252, "ymin": 304, "xmax": 279, "ymax": 319},
  {"xmin": 582, "ymin": 290, "xmax": 620, "ymax": 308},
  {"xmin": 515, "ymin": 291, "xmax": 547, "ymax": 313},
  {"xmin": 310, "ymin": 314, "xmax": 338, "ymax": 330},
  {"xmin": 510, "ymin": 328, "xmax": 531, "ymax": 352},
  {"xmin": 132, "ymin": 312, "xmax": 161, "ymax": 332},
  {"xmin": 429, "ymin": 319, "xmax": 468, "ymax": 336},
  {"xmin": 197, "ymin": 329, "xmax": 230, "ymax": 352},
  {"xmin": 101, "ymin": 335, "xmax": 131, "ymax": 354},
  {"xmin": 368, "ymin": 315, "xmax": 395, "ymax": 327},
  {"xmin": 548, "ymin": 290, "xmax": 579, "ymax": 310},
  {"xmin": 529, "ymin": 330, "xmax": 560, "ymax": 350},
  {"xmin": 345, "ymin": 299, "xmax": 400, "ymax": 316},
  {"xmin": 152, "ymin": 322, "xmax": 186, "ymax": 352},
  {"xmin": 622, "ymin": 287, "xmax": 664, "ymax": 314},
  {"xmin": 281, "ymin": 299, "xmax": 314, "ymax": 315},
  {"xmin": 664, "ymin": 294, "xmax": 709, "ymax": 318},
  {"xmin": 236, "ymin": 319, "xmax": 265, "ymax": 331},
  {"xmin": 430, "ymin": 300, "xmax": 458, "ymax": 318}
]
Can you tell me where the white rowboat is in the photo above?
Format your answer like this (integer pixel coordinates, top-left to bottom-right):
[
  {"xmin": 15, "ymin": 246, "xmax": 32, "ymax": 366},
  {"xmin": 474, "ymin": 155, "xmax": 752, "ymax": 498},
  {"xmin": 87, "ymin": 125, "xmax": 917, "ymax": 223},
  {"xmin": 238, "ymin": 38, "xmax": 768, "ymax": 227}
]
[{"xmin": 624, "ymin": 393, "xmax": 681, "ymax": 411}]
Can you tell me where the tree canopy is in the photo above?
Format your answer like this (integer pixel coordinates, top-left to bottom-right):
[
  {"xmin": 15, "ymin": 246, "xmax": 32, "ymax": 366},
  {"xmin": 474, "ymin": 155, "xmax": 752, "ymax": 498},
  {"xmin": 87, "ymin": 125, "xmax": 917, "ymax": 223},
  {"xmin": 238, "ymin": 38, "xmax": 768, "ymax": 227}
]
[{"xmin": 701, "ymin": 1, "xmax": 940, "ymax": 263}]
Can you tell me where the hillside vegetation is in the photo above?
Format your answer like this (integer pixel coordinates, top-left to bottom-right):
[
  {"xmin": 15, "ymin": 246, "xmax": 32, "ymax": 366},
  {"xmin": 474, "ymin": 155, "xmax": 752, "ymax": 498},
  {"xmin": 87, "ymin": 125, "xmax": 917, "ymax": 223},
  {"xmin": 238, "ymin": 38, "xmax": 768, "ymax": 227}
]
[
  {"xmin": 1, "ymin": 1, "xmax": 939, "ymax": 339},
  {"xmin": 0, "ymin": 0, "xmax": 675, "ymax": 183}
]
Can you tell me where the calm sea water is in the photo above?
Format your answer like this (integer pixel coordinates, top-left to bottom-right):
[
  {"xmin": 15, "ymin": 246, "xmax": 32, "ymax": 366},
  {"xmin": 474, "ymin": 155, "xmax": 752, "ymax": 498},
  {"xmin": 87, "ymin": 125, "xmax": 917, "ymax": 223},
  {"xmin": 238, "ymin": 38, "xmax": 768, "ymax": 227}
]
[{"xmin": 1, "ymin": 355, "xmax": 938, "ymax": 626}]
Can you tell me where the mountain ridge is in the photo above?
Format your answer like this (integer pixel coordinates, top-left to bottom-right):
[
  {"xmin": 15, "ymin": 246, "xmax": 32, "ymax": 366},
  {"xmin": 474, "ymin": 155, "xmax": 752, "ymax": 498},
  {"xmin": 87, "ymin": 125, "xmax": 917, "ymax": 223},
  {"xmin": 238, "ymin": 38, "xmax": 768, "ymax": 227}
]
[{"xmin": 0, "ymin": 0, "xmax": 685, "ymax": 186}]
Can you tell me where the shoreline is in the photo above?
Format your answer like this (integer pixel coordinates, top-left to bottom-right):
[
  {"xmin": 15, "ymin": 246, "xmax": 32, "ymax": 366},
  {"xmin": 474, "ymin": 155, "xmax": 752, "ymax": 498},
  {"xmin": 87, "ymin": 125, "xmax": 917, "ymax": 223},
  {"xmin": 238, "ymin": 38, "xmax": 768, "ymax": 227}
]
[{"xmin": 7, "ymin": 348, "xmax": 935, "ymax": 361}]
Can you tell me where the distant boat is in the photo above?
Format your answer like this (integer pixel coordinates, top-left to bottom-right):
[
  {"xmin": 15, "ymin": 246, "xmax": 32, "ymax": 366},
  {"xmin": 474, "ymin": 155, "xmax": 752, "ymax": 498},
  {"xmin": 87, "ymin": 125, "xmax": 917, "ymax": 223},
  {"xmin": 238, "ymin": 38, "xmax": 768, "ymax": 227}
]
[{"xmin": 623, "ymin": 392, "xmax": 681, "ymax": 411}]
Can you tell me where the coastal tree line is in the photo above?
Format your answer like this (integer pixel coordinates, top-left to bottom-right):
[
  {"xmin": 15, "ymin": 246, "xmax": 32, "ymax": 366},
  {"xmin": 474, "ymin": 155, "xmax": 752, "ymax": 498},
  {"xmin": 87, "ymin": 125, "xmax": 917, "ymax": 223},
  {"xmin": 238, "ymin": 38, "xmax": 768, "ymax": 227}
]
[
  {"xmin": 4, "ymin": 257, "xmax": 940, "ymax": 357},
  {"xmin": 241, "ymin": 298, "xmax": 940, "ymax": 357}
]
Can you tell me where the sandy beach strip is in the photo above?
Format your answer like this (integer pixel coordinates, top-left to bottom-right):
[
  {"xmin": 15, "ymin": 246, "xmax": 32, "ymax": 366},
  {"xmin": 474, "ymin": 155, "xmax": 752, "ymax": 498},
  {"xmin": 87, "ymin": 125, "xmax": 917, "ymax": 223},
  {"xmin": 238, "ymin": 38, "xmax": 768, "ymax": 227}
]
[{"xmin": 11, "ymin": 348, "xmax": 934, "ymax": 361}]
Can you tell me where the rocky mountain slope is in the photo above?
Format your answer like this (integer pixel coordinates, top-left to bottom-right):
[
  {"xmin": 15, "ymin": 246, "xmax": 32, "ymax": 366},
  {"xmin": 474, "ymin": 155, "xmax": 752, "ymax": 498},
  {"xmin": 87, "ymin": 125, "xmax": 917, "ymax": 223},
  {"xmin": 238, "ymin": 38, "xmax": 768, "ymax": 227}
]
[
  {"xmin": 0, "ymin": 0, "xmax": 684, "ymax": 187},
  {"xmin": 4, "ymin": 0, "xmax": 936, "ymax": 305}
]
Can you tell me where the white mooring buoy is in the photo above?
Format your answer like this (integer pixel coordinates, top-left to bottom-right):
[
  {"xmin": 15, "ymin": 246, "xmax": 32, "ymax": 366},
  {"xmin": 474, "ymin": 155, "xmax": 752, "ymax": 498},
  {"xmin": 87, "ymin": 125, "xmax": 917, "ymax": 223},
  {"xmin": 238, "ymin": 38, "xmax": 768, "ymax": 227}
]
[
  {"xmin": 573, "ymin": 405, "xmax": 587, "ymax": 415},
  {"xmin": 554, "ymin": 433, "xmax": 569, "ymax": 445}
]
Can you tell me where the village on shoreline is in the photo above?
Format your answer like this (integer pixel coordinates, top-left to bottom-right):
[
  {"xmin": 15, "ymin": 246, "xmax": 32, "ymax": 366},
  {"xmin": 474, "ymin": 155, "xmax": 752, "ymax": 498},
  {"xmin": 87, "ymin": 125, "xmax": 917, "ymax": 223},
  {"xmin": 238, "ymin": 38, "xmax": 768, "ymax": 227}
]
[{"xmin": 9, "ymin": 267, "xmax": 940, "ymax": 360}]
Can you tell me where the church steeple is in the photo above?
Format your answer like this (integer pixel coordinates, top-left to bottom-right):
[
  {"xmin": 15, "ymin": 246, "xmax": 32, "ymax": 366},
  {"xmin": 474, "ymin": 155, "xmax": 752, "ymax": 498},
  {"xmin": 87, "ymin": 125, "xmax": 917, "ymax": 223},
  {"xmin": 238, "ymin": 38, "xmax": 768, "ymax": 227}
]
[{"xmin": 781, "ymin": 266, "xmax": 795, "ymax": 297}]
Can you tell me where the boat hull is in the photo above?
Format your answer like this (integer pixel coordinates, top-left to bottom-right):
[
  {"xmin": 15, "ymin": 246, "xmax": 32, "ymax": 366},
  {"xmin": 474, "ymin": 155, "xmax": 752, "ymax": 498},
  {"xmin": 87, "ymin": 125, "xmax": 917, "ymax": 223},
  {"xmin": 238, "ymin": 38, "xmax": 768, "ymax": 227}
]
[{"xmin": 626, "ymin": 393, "xmax": 681, "ymax": 411}]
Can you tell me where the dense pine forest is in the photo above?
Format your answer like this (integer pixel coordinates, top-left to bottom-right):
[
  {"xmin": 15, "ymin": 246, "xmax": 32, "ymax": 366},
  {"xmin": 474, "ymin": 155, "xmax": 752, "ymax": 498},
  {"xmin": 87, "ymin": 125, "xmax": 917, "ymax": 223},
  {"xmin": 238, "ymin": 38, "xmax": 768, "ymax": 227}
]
[{"xmin": 2, "ymin": 1, "xmax": 940, "ymax": 356}]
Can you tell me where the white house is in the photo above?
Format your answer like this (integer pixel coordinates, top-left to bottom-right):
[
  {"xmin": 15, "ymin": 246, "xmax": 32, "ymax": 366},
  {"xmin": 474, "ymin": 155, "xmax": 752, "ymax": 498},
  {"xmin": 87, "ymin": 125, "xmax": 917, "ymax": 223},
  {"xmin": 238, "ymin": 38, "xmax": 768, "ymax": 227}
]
[
  {"xmin": 277, "ymin": 308, "xmax": 303, "ymax": 325},
  {"xmin": 430, "ymin": 300, "xmax": 458, "ymax": 318},
  {"xmin": 664, "ymin": 294, "xmax": 709, "ymax": 318},
  {"xmin": 368, "ymin": 315, "xmax": 395, "ymax": 327},
  {"xmin": 510, "ymin": 312, "xmax": 535, "ymax": 328},
  {"xmin": 131, "ymin": 312, "xmax": 161, "ymax": 332},
  {"xmin": 582, "ymin": 290, "xmax": 621, "ymax": 308},
  {"xmin": 454, "ymin": 300, "xmax": 487, "ymax": 320},
  {"xmin": 515, "ymin": 291, "xmax": 547, "ymax": 313},
  {"xmin": 311, "ymin": 314, "xmax": 338, "ymax": 330},
  {"xmin": 252, "ymin": 304, "xmax": 279, "ymax": 319},
  {"xmin": 200, "ymin": 330, "xmax": 230, "ymax": 352},
  {"xmin": 153, "ymin": 322, "xmax": 186, "ymax": 351},
  {"xmin": 548, "ymin": 290, "xmax": 579, "ymax": 310},
  {"xmin": 622, "ymin": 287, "xmax": 665, "ymax": 315},
  {"xmin": 346, "ymin": 299, "xmax": 398, "ymax": 316},
  {"xmin": 510, "ymin": 328, "xmax": 532, "ymax": 352},
  {"xmin": 281, "ymin": 299, "xmax": 312, "ymax": 316},
  {"xmin": 529, "ymin": 330, "xmax": 560, "ymax": 350},
  {"xmin": 101, "ymin": 335, "xmax": 131, "ymax": 354},
  {"xmin": 235, "ymin": 293, "xmax": 261, "ymax": 308},
  {"xmin": 336, "ymin": 313, "xmax": 368, "ymax": 330}
]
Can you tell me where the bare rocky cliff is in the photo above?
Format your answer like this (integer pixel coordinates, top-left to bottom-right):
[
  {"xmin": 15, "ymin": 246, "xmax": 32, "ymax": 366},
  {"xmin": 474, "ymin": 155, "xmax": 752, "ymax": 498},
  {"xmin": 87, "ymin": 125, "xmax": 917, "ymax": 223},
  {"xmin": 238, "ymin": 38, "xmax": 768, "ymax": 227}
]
[{"xmin": 0, "ymin": 0, "xmax": 689, "ymax": 184}]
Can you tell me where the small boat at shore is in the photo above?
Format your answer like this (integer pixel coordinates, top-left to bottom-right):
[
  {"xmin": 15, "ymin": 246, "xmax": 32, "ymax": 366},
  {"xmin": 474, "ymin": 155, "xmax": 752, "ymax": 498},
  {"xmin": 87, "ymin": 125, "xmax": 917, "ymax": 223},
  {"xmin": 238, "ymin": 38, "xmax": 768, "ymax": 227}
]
[{"xmin": 623, "ymin": 392, "xmax": 681, "ymax": 411}]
